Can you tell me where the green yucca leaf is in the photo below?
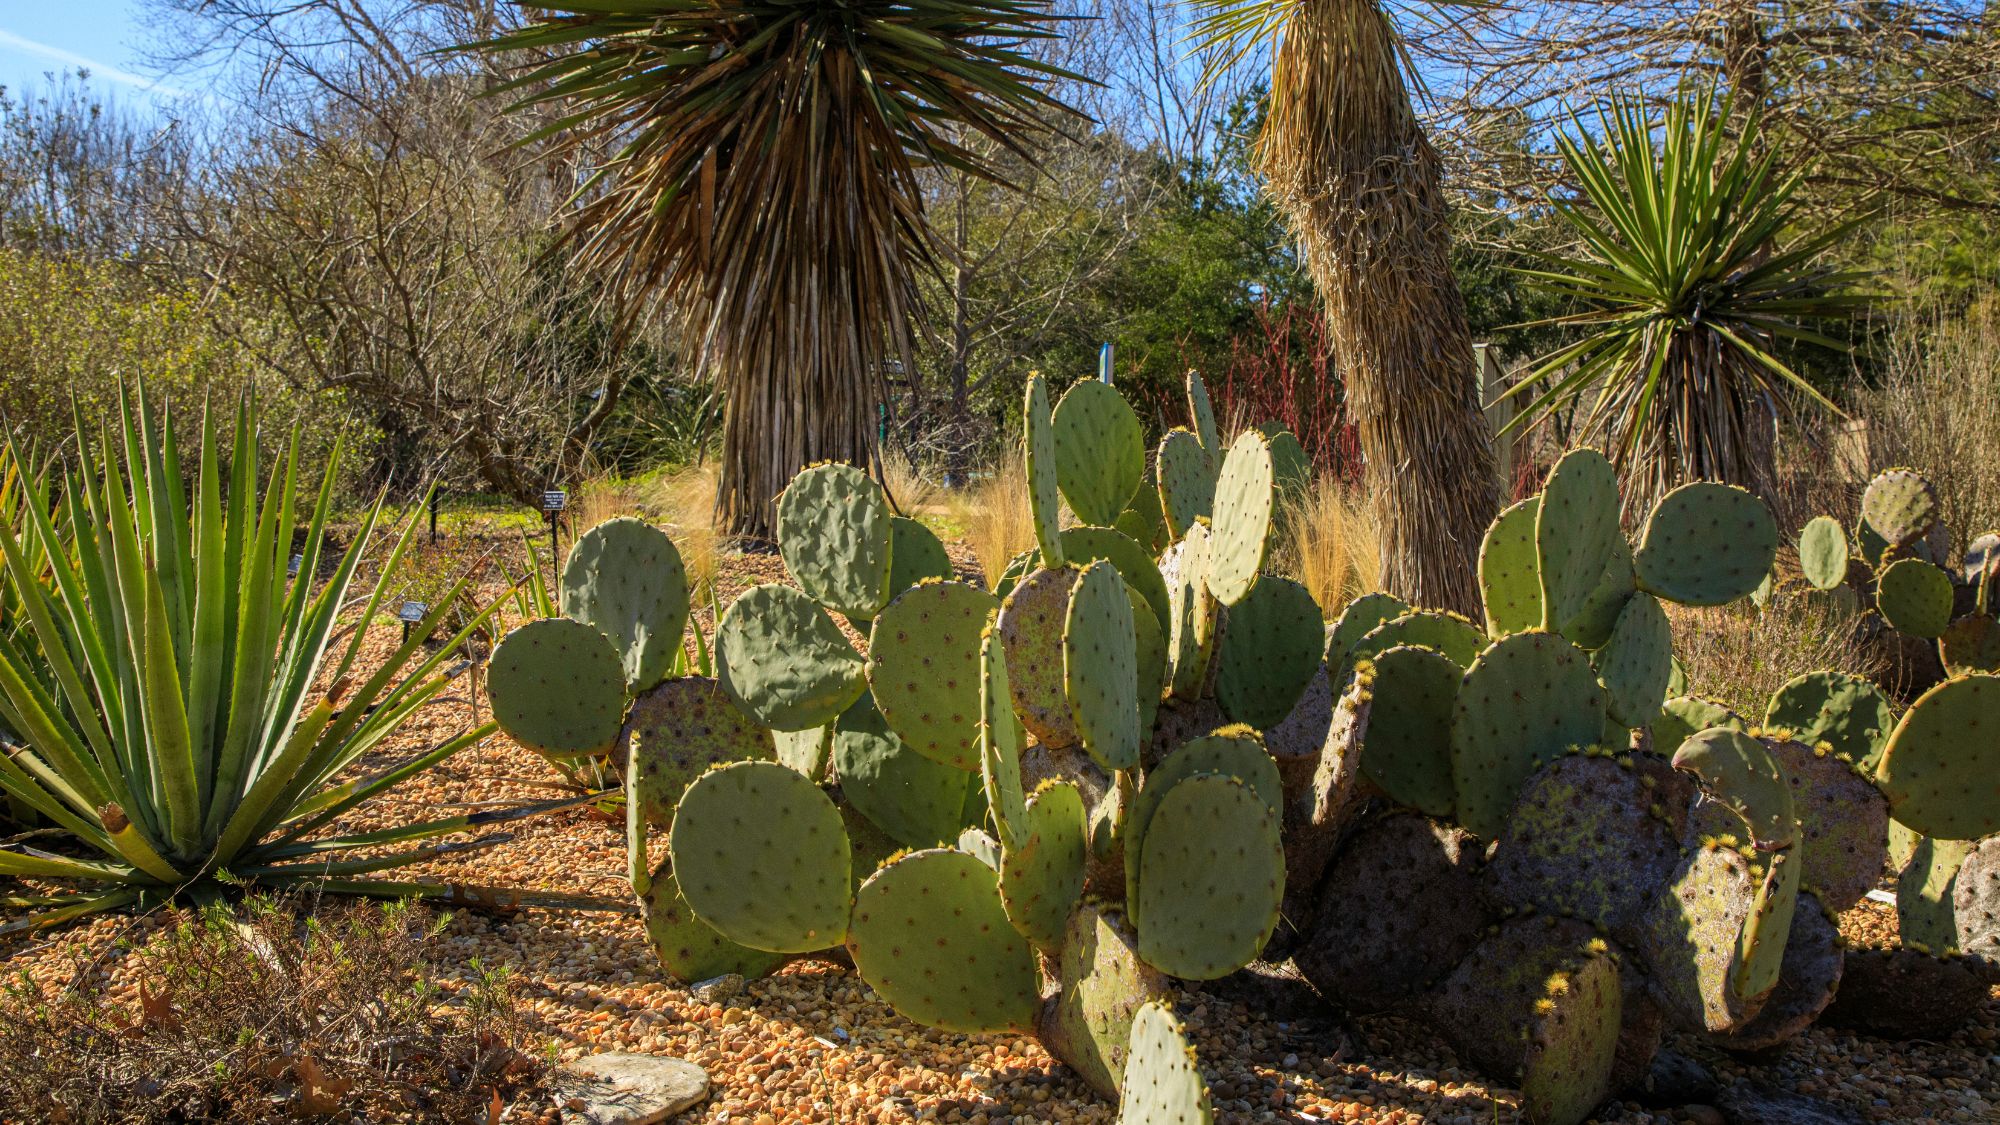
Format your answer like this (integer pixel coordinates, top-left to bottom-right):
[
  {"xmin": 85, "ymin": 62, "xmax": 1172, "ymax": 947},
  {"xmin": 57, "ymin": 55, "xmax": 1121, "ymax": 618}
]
[
  {"xmin": 0, "ymin": 396, "xmax": 563, "ymax": 929},
  {"xmin": 1510, "ymin": 86, "xmax": 1871, "ymax": 508}
]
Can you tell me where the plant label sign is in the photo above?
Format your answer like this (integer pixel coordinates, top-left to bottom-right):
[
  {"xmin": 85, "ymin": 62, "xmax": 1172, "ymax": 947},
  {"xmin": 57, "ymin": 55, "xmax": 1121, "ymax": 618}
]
[
  {"xmin": 398, "ymin": 602, "xmax": 429, "ymax": 624},
  {"xmin": 542, "ymin": 490, "xmax": 567, "ymax": 512}
]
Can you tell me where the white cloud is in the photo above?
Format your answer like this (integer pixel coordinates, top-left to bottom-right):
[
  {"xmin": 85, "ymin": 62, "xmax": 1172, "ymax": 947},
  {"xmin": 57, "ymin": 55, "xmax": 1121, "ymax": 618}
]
[{"xmin": 0, "ymin": 27, "xmax": 190, "ymax": 99}]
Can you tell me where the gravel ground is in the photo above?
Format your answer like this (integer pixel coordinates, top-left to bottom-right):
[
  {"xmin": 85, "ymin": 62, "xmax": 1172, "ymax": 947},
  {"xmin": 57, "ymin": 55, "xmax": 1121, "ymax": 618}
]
[{"xmin": 3, "ymin": 538, "xmax": 1996, "ymax": 1124}]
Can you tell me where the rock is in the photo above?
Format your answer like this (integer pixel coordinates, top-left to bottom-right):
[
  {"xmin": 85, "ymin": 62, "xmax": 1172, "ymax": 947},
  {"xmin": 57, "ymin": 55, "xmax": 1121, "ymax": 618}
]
[
  {"xmin": 549, "ymin": 1053, "xmax": 709, "ymax": 1124},
  {"xmin": 1717, "ymin": 1082, "xmax": 1865, "ymax": 1125},
  {"xmin": 1682, "ymin": 1106, "xmax": 1727, "ymax": 1125},
  {"xmin": 1627, "ymin": 1046, "xmax": 1718, "ymax": 1107},
  {"xmin": 690, "ymin": 973, "xmax": 744, "ymax": 1002}
]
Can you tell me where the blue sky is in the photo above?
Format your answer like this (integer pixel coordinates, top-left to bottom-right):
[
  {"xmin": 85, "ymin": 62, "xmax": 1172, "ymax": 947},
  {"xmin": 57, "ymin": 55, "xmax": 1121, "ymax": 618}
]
[{"xmin": 0, "ymin": 1, "xmax": 191, "ymax": 109}]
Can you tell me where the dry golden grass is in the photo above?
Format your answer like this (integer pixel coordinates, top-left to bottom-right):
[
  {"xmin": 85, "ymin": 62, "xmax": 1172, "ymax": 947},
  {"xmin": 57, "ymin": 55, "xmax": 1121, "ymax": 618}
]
[
  {"xmin": 950, "ymin": 452, "xmax": 1036, "ymax": 588},
  {"xmin": 645, "ymin": 464, "xmax": 726, "ymax": 603},
  {"xmin": 880, "ymin": 456, "xmax": 943, "ymax": 516},
  {"xmin": 1668, "ymin": 591, "xmax": 1884, "ymax": 718},
  {"xmin": 1850, "ymin": 309, "xmax": 2000, "ymax": 550},
  {"xmin": 1273, "ymin": 477, "xmax": 1382, "ymax": 621}
]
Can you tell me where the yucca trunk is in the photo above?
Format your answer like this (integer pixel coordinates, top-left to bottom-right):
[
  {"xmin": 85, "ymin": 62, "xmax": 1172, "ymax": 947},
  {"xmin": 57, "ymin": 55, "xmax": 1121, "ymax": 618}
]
[
  {"xmin": 715, "ymin": 348, "xmax": 882, "ymax": 542},
  {"xmin": 1259, "ymin": 0, "xmax": 1497, "ymax": 614}
]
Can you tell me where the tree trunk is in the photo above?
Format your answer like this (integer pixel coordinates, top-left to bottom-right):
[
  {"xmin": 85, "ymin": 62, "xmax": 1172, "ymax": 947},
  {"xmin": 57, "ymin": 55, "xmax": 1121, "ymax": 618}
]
[
  {"xmin": 1259, "ymin": 0, "xmax": 1499, "ymax": 615},
  {"xmin": 714, "ymin": 351, "xmax": 879, "ymax": 544}
]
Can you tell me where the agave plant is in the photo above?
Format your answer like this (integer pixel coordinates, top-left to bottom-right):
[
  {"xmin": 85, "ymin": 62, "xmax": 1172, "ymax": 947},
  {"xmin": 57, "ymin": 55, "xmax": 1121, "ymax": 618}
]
[
  {"xmin": 0, "ymin": 396, "xmax": 583, "ymax": 931},
  {"xmin": 1505, "ymin": 87, "xmax": 1870, "ymax": 511}
]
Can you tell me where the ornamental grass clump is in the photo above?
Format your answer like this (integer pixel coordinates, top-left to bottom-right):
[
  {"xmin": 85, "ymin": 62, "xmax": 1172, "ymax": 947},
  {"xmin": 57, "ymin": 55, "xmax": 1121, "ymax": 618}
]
[{"xmin": 0, "ymin": 394, "xmax": 566, "ymax": 930}]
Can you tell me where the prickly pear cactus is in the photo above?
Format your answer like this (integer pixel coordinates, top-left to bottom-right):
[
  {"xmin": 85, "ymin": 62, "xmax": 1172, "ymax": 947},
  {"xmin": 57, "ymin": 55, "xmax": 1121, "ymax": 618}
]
[
  {"xmin": 1353, "ymin": 645, "xmax": 1460, "ymax": 818},
  {"xmin": 831, "ymin": 693, "xmax": 979, "ymax": 849},
  {"xmin": 1062, "ymin": 525, "xmax": 1171, "ymax": 633},
  {"xmin": 1037, "ymin": 901, "xmax": 1169, "ymax": 1099},
  {"xmin": 559, "ymin": 516, "xmax": 689, "ymax": 693},
  {"xmin": 1065, "ymin": 560, "xmax": 1142, "ymax": 772},
  {"xmin": 1205, "ymin": 430, "xmax": 1275, "ymax": 606},
  {"xmin": 1796, "ymin": 515, "xmax": 1850, "ymax": 591},
  {"xmin": 1052, "ymin": 378, "xmax": 1146, "ymax": 527},
  {"xmin": 1213, "ymin": 575, "xmax": 1323, "ymax": 730},
  {"xmin": 1344, "ymin": 610, "xmax": 1485, "ymax": 679},
  {"xmin": 1118, "ymin": 1001, "xmax": 1214, "ymax": 1125},
  {"xmin": 1877, "ymin": 557, "xmax": 1955, "ymax": 639},
  {"xmin": 1862, "ymin": 467, "xmax": 1940, "ymax": 548},
  {"xmin": 1451, "ymin": 630, "xmax": 1608, "ymax": 839},
  {"xmin": 1874, "ymin": 673, "xmax": 2000, "ymax": 839},
  {"xmin": 998, "ymin": 780, "xmax": 1089, "ymax": 953},
  {"xmin": 1132, "ymin": 773, "xmax": 1283, "ymax": 979},
  {"xmin": 1479, "ymin": 496, "xmax": 1543, "ymax": 636},
  {"xmin": 1155, "ymin": 429, "xmax": 1214, "ymax": 541},
  {"xmin": 1760, "ymin": 735, "xmax": 1887, "ymax": 912},
  {"xmin": 998, "ymin": 565, "xmax": 1081, "ymax": 748},
  {"xmin": 865, "ymin": 580, "xmax": 997, "ymax": 770},
  {"xmin": 489, "ymin": 617, "xmax": 628, "ymax": 758},
  {"xmin": 776, "ymin": 462, "xmax": 893, "ymax": 620},
  {"xmin": 847, "ymin": 848, "xmax": 1041, "ymax": 1033},
  {"xmin": 1633, "ymin": 482, "xmax": 1778, "ymax": 607},
  {"xmin": 1024, "ymin": 374, "xmax": 1066, "ymax": 570},
  {"xmin": 624, "ymin": 676, "xmax": 775, "ymax": 828},
  {"xmin": 1536, "ymin": 448, "xmax": 1623, "ymax": 631},
  {"xmin": 1764, "ymin": 671, "xmax": 1897, "ymax": 773},
  {"xmin": 716, "ymin": 584, "xmax": 867, "ymax": 731},
  {"xmin": 668, "ymin": 761, "xmax": 852, "ymax": 953},
  {"xmin": 1324, "ymin": 591, "xmax": 1410, "ymax": 680}
]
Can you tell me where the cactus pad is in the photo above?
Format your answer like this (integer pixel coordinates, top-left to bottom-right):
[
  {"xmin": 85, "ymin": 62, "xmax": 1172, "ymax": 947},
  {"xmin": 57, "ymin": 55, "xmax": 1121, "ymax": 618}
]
[
  {"xmin": 1206, "ymin": 430, "xmax": 1275, "ymax": 605},
  {"xmin": 1635, "ymin": 834, "xmax": 1781, "ymax": 1032},
  {"xmin": 1346, "ymin": 610, "xmax": 1486, "ymax": 678},
  {"xmin": 1671, "ymin": 728, "xmax": 1797, "ymax": 850},
  {"xmin": 887, "ymin": 515, "xmax": 956, "ymax": 594},
  {"xmin": 638, "ymin": 863, "xmax": 785, "ymax": 983},
  {"xmin": 1536, "ymin": 448, "xmax": 1623, "ymax": 630},
  {"xmin": 992, "ymin": 548, "xmax": 1037, "ymax": 599},
  {"xmin": 1064, "ymin": 560, "xmax": 1142, "ymax": 771},
  {"xmin": 997, "ymin": 780, "xmax": 1089, "ymax": 953},
  {"xmin": 1295, "ymin": 813, "xmax": 1489, "ymax": 1013},
  {"xmin": 1593, "ymin": 592, "xmax": 1673, "ymax": 727},
  {"xmin": 1155, "ymin": 429, "xmax": 1215, "ymax": 541},
  {"xmin": 1324, "ymin": 591, "xmax": 1411, "ymax": 680},
  {"xmin": 1129, "ymin": 585, "xmax": 1168, "ymax": 737},
  {"xmin": 1036, "ymin": 901, "xmax": 1169, "ymax": 1100},
  {"xmin": 776, "ymin": 462, "xmax": 893, "ymax": 619},
  {"xmin": 624, "ymin": 676, "xmax": 775, "ymax": 829},
  {"xmin": 1062, "ymin": 525, "xmax": 1171, "ymax": 633},
  {"xmin": 979, "ymin": 628, "xmax": 1028, "ymax": 848},
  {"xmin": 1895, "ymin": 833, "xmax": 1978, "ymax": 953},
  {"xmin": 1715, "ymin": 891, "xmax": 1845, "ymax": 1052},
  {"xmin": 1186, "ymin": 370, "xmax": 1219, "ymax": 462},
  {"xmin": 1023, "ymin": 375, "xmax": 1066, "ymax": 569},
  {"xmin": 1133, "ymin": 773, "xmax": 1283, "ymax": 979},
  {"xmin": 847, "ymin": 848, "xmax": 1040, "ymax": 1033},
  {"xmin": 716, "ymin": 584, "xmax": 867, "ymax": 731},
  {"xmin": 669, "ymin": 761, "xmax": 852, "ymax": 952},
  {"xmin": 1559, "ymin": 539, "xmax": 1637, "ymax": 650},
  {"xmin": 1450, "ymin": 631, "xmax": 1609, "ymax": 839},
  {"xmin": 833, "ymin": 694, "xmax": 977, "ymax": 848},
  {"xmin": 1484, "ymin": 753, "xmax": 1691, "ymax": 932},
  {"xmin": 1940, "ymin": 613, "xmax": 2000, "ymax": 676},
  {"xmin": 998, "ymin": 565, "xmax": 1081, "ymax": 748},
  {"xmin": 1761, "ymin": 736, "xmax": 1888, "ymax": 911},
  {"xmin": 1428, "ymin": 916, "xmax": 1622, "ymax": 1125},
  {"xmin": 1876, "ymin": 557, "xmax": 1955, "ymax": 638},
  {"xmin": 1355, "ymin": 645, "xmax": 1461, "ymax": 818},
  {"xmin": 1652, "ymin": 695, "xmax": 1744, "ymax": 754},
  {"xmin": 1797, "ymin": 515, "xmax": 1850, "ymax": 591},
  {"xmin": 1633, "ymin": 482, "xmax": 1779, "ymax": 606},
  {"xmin": 1764, "ymin": 671, "xmax": 1897, "ymax": 773},
  {"xmin": 1119, "ymin": 1001, "xmax": 1214, "ymax": 1125},
  {"xmin": 1875, "ymin": 673, "xmax": 2000, "ymax": 839},
  {"xmin": 1164, "ymin": 526, "xmax": 1219, "ymax": 700},
  {"xmin": 1128, "ymin": 728, "xmax": 1281, "ymax": 924},
  {"xmin": 1115, "ymin": 463, "xmax": 1169, "ymax": 553},
  {"xmin": 1052, "ymin": 378, "xmax": 1146, "ymax": 526},
  {"xmin": 959, "ymin": 826, "xmax": 1002, "ymax": 870},
  {"xmin": 1264, "ymin": 425, "xmax": 1311, "ymax": 502},
  {"xmin": 1214, "ymin": 575, "xmax": 1324, "ymax": 729},
  {"xmin": 559, "ymin": 517, "xmax": 689, "ymax": 693},
  {"xmin": 773, "ymin": 724, "xmax": 832, "ymax": 780},
  {"xmin": 1948, "ymin": 835, "xmax": 2000, "ymax": 959},
  {"xmin": 1479, "ymin": 496, "xmax": 1543, "ymax": 636},
  {"xmin": 1862, "ymin": 467, "xmax": 1939, "ymax": 548},
  {"xmin": 489, "ymin": 617, "xmax": 628, "ymax": 758},
  {"xmin": 865, "ymin": 580, "xmax": 997, "ymax": 770}
]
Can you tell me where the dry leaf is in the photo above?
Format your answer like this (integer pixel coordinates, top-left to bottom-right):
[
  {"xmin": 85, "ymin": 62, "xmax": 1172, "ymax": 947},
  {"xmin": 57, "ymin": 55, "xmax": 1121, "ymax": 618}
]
[{"xmin": 293, "ymin": 1055, "xmax": 355, "ymax": 1116}]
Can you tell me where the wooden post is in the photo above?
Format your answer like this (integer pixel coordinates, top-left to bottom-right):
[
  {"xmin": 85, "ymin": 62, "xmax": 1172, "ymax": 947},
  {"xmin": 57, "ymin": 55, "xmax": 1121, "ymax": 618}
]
[{"xmin": 1477, "ymin": 343, "xmax": 1515, "ymax": 495}]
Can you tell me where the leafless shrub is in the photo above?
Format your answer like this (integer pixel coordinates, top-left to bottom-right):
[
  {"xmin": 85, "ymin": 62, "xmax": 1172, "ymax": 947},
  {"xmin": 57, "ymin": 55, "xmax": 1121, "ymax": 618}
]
[{"xmin": 1669, "ymin": 592, "xmax": 1884, "ymax": 719}]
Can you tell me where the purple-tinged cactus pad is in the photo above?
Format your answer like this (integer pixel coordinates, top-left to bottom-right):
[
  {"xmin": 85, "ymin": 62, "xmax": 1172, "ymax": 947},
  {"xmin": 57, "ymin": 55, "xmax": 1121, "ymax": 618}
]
[
  {"xmin": 1118, "ymin": 1001, "xmax": 1214, "ymax": 1125},
  {"xmin": 1862, "ymin": 467, "xmax": 1940, "ymax": 549},
  {"xmin": 669, "ymin": 761, "xmax": 852, "ymax": 953},
  {"xmin": 866, "ymin": 580, "xmax": 996, "ymax": 770},
  {"xmin": 623, "ymin": 676, "xmax": 775, "ymax": 829},
  {"xmin": 1479, "ymin": 496, "xmax": 1543, "ymax": 637},
  {"xmin": 1761, "ymin": 736, "xmax": 1887, "ymax": 912},
  {"xmin": 998, "ymin": 565, "xmax": 1081, "ymax": 748},
  {"xmin": 1875, "ymin": 673, "xmax": 2000, "ymax": 840},
  {"xmin": 1451, "ymin": 630, "xmax": 1608, "ymax": 839},
  {"xmin": 489, "ymin": 617, "xmax": 627, "ymax": 758},
  {"xmin": 1484, "ymin": 753, "xmax": 1690, "ymax": 932},
  {"xmin": 848, "ymin": 848, "xmax": 1040, "ymax": 1033},
  {"xmin": 1950, "ymin": 834, "xmax": 2000, "ymax": 959},
  {"xmin": 1297, "ymin": 813, "xmax": 1489, "ymax": 1013},
  {"xmin": 1133, "ymin": 773, "xmax": 1283, "ymax": 979},
  {"xmin": 1427, "ymin": 916, "xmax": 1622, "ymax": 1125},
  {"xmin": 1634, "ymin": 482, "xmax": 1778, "ymax": 607},
  {"xmin": 1820, "ymin": 946, "xmax": 1995, "ymax": 1039},
  {"xmin": 716, "ymin": 583, "xmax": 866, "ymax": 731},
  {"xmin": 1715, "ymin": 891, "xmax": 1845, "ymax": 1052},
  {"xmin": 1037, "ymin": 901, "xmax": 1170, "ymax": 1100}
]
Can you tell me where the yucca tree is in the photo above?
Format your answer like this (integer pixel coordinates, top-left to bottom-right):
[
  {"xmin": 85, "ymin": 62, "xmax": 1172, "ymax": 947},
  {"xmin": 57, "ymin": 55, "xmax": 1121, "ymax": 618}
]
[
  {"xmin": 465, "ymin": 3, "xmax": 1080, "ymax": 540},
  {"xmin": 1188, "ymin": 0, "xmax": 1499, "ymax": 615},
  {"xmin": 0, "ymin": 394, "xmax": 584, "ymax": 931},
  {"xmin": 1505, "ymin": 89, "xmax": 1869, "ymax": 512}
]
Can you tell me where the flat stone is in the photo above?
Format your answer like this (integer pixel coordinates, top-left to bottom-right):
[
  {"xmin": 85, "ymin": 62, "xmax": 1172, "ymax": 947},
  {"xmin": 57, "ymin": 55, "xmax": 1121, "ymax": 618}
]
[
  {"xmin": 1718, "ymin": 1082, "xmax": 1865, "ymax": 1125},
  {"xmin": 550, "ymin": 1053, "xmax": 709, "ymax": 1124},
  {"xmin": 690, "ymin": 973, "xmax": 745, "ymax": 1002}
]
